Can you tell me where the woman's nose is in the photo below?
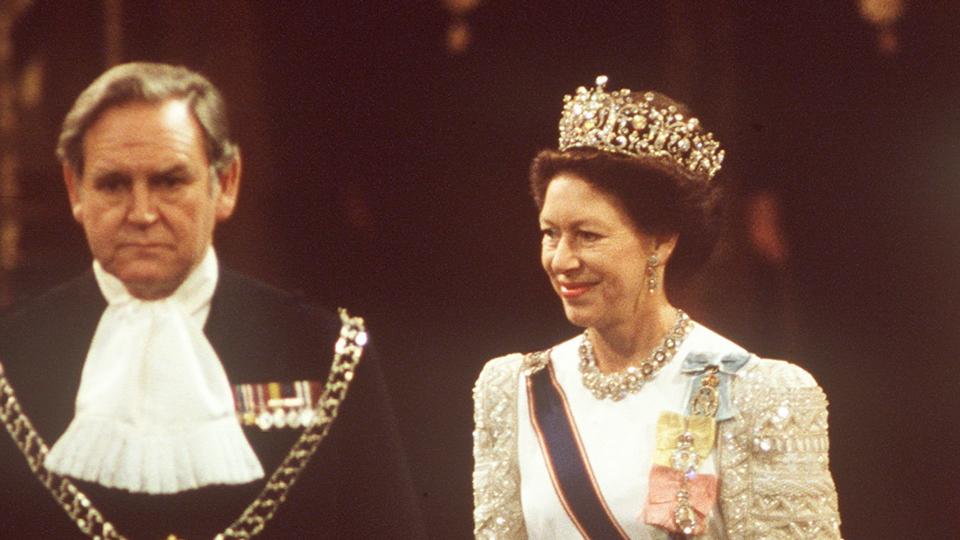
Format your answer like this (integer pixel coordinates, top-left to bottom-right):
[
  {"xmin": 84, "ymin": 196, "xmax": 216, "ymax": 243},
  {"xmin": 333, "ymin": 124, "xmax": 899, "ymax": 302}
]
[{"xmin": 551, "ymin": 238, "xmax": 581, "ymax": 273}]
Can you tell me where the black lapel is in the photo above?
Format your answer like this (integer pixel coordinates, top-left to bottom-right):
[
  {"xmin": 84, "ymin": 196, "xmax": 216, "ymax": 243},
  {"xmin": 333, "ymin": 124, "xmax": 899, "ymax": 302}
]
[
  {"xmin": 203, "ymin": 268, "xmax": 338, "ymax": 474},
  {"xmin": 206, "ymin": 268, "xmax": 302, "ymax": 382}
]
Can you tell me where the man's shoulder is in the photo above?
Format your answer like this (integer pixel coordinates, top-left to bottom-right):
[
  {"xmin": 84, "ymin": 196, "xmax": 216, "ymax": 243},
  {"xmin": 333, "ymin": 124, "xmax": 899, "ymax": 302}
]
[
  {"xmin": 1, "ymin": 272, "xmax": 100, "ymax": 319},
  {"xmin": 0, "ymin": 272, "xmax": 102, "ymax": 342},
  {"xmin": 212, "ymin": 267, "xmax": 340, "ymax": 330},
  {"xmin": 205, "ymin": 268, "xmax": 348, "ymax": 381},
  {"xmin": 0, "ymin": 272, "xmax": 103, "ymax": 406}
]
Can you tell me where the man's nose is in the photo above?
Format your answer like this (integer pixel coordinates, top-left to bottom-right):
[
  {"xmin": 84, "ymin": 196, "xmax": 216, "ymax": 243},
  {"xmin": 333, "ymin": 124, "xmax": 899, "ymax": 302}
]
[{"xmin": 127, "ymin": 183, "xmax": 159, "ymax": 225}]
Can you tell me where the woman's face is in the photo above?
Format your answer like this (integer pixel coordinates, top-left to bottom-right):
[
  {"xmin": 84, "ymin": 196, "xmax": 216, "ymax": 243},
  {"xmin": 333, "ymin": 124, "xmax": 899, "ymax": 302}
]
[{"xmin": 539, "ymin": 174, "xmax": 659, "ymax": 332}]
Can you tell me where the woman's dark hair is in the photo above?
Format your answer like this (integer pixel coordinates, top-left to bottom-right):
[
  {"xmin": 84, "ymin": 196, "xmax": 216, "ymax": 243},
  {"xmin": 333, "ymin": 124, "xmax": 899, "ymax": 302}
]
[{"xmin": 529, "ymin": 147, "xmax": 725, "ymax": 290}]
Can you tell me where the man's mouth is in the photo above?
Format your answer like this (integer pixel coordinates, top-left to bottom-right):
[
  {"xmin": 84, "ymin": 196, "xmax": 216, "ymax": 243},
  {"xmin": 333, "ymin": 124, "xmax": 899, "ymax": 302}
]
[
  {"xmin": 120, "ymin": 242, "xmax": 168, "ymax": 248},
  {"xmin": 118, "ymin": 243, "xmax": 172, "ymax": 253}
]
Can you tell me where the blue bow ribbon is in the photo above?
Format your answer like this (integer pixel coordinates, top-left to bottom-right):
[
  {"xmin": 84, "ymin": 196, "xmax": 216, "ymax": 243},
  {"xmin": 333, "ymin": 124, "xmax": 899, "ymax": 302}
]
[{"xmin": 680, "ymin": 351, "xmax": 751, "ymax": 421}]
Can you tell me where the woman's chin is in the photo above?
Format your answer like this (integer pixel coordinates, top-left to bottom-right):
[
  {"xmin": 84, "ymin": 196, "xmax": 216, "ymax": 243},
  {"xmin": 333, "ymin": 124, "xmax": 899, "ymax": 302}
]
[{"xmin": 561, "ymin": 306, "xmax": 596, "ymax": 329}]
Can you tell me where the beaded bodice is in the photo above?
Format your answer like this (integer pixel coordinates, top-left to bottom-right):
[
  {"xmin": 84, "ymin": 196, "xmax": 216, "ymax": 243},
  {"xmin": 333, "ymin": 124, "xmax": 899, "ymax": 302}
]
[{"xmin": 472, "ymin": 329, "xmax": 841, "ymax": 539}]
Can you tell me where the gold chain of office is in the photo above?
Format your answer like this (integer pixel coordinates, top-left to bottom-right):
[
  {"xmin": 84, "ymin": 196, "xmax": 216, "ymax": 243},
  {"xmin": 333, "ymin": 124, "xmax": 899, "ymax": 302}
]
[{"xmin": 0, "ymin": 308, "xmax": 366, "ymax": 540}]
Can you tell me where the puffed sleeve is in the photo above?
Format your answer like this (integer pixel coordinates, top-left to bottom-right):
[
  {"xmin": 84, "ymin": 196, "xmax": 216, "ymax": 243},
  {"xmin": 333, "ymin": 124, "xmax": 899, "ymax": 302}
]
[
  {"xmin": 719, "ymin": 359, "xmax": 843, "ymax": 539},
  {"xmin": 472, "ymin": 354, "xmax": 527, "ymax": 539}
]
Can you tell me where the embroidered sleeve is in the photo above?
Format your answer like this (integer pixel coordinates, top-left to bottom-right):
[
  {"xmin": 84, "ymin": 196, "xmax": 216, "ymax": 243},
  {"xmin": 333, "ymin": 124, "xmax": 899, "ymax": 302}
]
[
  {"xmin": 472, "ymin": 354, "xmax": 527, "ymax": 539},
  {"xmin": 719, "ymin": 360, "xmax": 842, "ymax": 539}
]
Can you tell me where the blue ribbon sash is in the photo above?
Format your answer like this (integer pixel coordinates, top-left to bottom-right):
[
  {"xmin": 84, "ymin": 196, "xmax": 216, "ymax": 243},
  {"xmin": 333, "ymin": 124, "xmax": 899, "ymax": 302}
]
[{"xmin": 526, "ymin": 362, "xmax": 630, "ymax": 540}]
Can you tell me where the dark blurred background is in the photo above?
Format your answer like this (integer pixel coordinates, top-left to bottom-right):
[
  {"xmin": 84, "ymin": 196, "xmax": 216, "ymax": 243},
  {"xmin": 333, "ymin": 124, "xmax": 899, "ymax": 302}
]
[{"xmin": 1, "ymin": 1, "xmax": 958, "ymax": 538}]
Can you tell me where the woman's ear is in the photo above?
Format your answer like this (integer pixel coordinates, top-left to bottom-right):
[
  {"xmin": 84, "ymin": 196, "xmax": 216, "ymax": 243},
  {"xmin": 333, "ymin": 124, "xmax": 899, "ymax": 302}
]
[{"xmin": 653, "ymin": 234, "xmax": 679, "ymax": 262}]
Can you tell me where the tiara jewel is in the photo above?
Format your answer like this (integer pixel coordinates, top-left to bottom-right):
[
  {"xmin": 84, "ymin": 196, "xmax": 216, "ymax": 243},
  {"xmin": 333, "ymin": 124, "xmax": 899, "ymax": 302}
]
[{"xmin": 558, "ymin": 75, "xmax": 724, "ymax": 181}]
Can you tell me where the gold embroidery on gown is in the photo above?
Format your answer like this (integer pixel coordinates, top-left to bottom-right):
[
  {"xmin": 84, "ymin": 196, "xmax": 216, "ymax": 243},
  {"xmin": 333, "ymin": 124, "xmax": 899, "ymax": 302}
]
[{"xmin": 472, "ymin": 351, "xmax": 842, "ymax": 539}]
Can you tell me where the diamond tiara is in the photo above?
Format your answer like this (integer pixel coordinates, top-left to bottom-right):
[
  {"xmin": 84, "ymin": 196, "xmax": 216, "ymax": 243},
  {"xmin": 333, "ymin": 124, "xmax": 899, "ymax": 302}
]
[{"xmin": 558, "ymin": 75, "xmax": 724, "ymax": 181}]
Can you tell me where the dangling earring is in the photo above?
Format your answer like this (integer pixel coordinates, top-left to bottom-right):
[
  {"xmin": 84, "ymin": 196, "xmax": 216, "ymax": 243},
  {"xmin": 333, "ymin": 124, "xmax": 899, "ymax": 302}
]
[{"xmin": 645, "ymin": 254, "xmax": 660, "ymax": 293}]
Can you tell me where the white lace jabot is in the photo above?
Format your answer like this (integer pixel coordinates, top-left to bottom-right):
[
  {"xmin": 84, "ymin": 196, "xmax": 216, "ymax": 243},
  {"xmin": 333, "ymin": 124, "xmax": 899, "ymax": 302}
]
[{"xmin": 44, "ymin": 248, "xmax": 265, "ymax": 494}]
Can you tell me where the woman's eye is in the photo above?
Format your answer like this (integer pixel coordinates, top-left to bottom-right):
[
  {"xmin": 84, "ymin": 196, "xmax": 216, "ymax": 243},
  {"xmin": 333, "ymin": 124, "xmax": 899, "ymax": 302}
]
[{"xmin": 579, "ymin": 231, "xmax": 600, "ymax": 242}]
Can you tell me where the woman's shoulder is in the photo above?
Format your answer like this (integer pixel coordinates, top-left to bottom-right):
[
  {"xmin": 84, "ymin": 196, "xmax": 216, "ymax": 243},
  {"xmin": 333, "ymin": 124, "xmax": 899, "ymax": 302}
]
[
  {"xmin": 740, "ymin": 357, "xmax": 820, "ymax": 389},
  {"xmin": 473, "ymin": 354, "xmax": 524, "ymax": 403},
  {"xmin": 475, "ymin": 335, "xmax": 582, "ymax": 385},
  {"xmin": 476, "ymin": 351, "xmax": 524, "ymax": 380},
  {"xmin": 478, "ymin": 352, "xmax": 525, "ymax": 374},
  {"xmin": 733, "ymin": 358, "xmax": 829, "ymax": 429},
  {"xmin": 727, "ymin": 357, "xmax": 831, "ymax": 446},
  {"xmin": 691, "ymin": 323, "xmax": 821, "ymax": 390}
]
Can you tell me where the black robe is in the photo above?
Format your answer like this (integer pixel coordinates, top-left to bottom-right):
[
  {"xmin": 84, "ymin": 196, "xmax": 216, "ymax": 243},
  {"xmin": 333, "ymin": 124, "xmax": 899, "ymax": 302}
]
[{"xmin": 0, "ymin": 269, "xmax": 424, "ymax": 539}]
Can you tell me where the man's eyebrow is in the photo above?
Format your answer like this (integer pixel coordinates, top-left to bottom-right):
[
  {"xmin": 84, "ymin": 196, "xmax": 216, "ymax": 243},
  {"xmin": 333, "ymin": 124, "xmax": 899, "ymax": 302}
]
[
  {"xmin": 151, "ymin": 165, "xmax": 191, "ymax": 178},
  {"xmin": 90, "ymin": 170, "xmax": 129, "ymax": 184}
]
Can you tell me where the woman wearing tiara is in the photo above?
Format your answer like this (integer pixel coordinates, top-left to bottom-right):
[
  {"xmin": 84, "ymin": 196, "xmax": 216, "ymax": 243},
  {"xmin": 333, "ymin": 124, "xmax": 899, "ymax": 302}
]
[{"xmin": 472, "ymin": 76, "xmax": 841, "ymax": 539}]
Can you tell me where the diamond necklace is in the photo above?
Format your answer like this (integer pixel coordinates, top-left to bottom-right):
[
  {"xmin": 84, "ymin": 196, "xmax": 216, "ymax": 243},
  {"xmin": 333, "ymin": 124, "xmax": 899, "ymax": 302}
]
[{"xmin": 578, "ymin": 310, "xmax": 692, "ymax": 401}]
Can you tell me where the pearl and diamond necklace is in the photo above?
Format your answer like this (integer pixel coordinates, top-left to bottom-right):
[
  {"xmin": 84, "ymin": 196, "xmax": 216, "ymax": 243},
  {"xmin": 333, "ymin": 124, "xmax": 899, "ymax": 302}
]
[{"xmin": 578, "ymin": 310, "xmax": 692, "ymax": 401}]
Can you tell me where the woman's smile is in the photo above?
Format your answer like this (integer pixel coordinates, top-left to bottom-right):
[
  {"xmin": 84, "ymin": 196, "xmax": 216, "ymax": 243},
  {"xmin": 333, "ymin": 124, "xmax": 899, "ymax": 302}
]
[{"xmin": 558, "ymin": 281, "xmax": 595, "ymax": 299}]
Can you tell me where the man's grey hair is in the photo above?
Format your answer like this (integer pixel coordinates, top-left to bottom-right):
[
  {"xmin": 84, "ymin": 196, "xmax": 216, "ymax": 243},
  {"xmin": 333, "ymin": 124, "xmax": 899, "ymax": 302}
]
[{"xmin": 57, "ymin": 62, "xmax": 238, "ymax": 177}]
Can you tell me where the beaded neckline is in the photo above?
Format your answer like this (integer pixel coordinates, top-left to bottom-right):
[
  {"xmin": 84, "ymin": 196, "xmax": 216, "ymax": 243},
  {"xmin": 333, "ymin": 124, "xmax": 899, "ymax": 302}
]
[{"xmin": 578, "ymin": 310, "xmax": 692, "ymax": 401}]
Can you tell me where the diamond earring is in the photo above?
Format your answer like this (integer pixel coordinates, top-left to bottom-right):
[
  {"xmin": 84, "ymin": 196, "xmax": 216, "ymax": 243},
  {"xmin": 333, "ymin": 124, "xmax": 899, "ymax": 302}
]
[{"xmin": 645, "ymin": 254, "xmax": 660, "ymax": 292}]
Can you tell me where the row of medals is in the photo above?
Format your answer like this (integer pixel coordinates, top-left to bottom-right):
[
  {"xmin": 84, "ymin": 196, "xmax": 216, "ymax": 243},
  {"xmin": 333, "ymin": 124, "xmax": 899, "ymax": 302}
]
[{"xmin": 235, "ymin": 382, "xmax": 319, "ymax": 430}]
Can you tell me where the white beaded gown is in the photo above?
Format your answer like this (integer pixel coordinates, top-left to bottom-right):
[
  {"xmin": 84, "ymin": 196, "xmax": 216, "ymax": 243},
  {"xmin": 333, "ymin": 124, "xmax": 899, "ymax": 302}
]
[{"xmin": 473, "ymin": 323, "xmax": 842, "ymax": 539}]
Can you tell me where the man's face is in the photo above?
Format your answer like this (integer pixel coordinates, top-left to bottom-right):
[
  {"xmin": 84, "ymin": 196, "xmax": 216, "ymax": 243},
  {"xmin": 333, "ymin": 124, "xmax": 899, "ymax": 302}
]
[{"xmin": 65, "ymin": 99, "xmax": 239, "ymax": 300}]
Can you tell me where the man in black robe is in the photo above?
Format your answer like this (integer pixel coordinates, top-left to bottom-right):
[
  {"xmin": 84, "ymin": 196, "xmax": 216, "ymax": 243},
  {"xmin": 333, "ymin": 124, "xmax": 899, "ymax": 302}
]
[{"xmin": 0, "ymin": 62, "xmax": 423, "ymax": 539}]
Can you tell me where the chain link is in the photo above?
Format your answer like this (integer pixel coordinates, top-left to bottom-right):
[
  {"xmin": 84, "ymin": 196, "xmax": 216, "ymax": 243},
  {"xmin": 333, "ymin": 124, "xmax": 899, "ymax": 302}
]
[{"xmin": 0, "ymin": 308, "xmax": 366, "ymax": 539}]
